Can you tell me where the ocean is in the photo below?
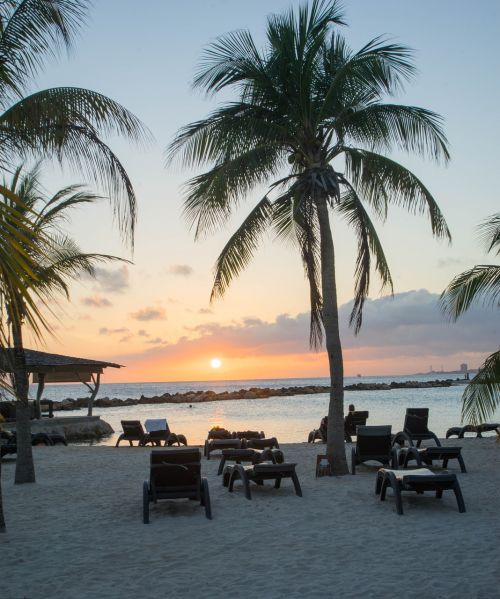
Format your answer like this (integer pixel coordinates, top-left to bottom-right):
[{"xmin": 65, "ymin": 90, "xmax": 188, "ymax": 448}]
[{"xmin": 20, "ymin": 373, "xmax": 489, "ymax": 445}]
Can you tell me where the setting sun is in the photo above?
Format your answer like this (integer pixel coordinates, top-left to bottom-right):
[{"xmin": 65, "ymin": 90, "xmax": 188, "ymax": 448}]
[{"xmin": 210, "ymin": 358, "xmax": 222, "ymax": 369}]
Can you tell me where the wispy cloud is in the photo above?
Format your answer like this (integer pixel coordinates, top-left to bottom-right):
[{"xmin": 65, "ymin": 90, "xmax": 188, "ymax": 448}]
[
  {"xmin": 86, "ymin": 266, "xmax": 130, "ymax": 293},
  {"xmin": 81, "ymin": 296, "xmax": 112, "ymax": 308},
  {"xmin": 99, "ymin": 327, "xmax": 129, "ymax": 335},
  {"xmin": 130, "ymin": 307, "xmax": 167, "ymax": 321},
  {"xmin": 169, "ymin": 264, "xmax": 193, "ymax": 276}
]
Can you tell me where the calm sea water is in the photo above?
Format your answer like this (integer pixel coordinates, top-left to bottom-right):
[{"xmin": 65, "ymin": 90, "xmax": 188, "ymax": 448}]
[{"xmin": 19, "ymin": 373, "xmax": 492, "ymax": 445}]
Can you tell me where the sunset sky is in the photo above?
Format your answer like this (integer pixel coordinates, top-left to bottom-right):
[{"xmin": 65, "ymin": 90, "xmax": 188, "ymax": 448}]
[{"xmin": 27, "ymin": 0, "xmax": 499, "ymax": 382}]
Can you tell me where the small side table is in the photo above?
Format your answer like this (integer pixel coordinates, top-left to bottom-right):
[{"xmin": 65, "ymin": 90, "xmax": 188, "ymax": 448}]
[{"xmin": 316, "ymin": 454, "xmax": 333, "ymax": 477}]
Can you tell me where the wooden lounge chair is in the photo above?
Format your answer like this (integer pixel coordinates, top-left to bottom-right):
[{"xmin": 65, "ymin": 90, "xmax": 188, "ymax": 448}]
[
  {"xmin": 446, "ymin": 423, "xmax": 500, "ymax": 439},
  {"xmin": 223, "ymin": 462, "xmax": 302, "ymax": 500},
  {"xmin": 351, "ymin": 425, "xmax": 398, "ymax": 474},
  {"xmin": 231, "ymin": 430, "xmax": 265, "ymax": 441},
  {"xmin": 116, "ymin": 420, "xmax": 148, "ymax": 446},
  {"xmin": 143, "ymin": 448, "xmax": 211, "ymax": 523},
  {"xmin": 398, "ymin": 446, "xmax": 467, "ymax": 473},
  {"xmin": 393, "ymin": 408, "xmax": 441, "ymax": 448},
  {"xmin": 375, "ymin": 468, "xmax": 466, "ymax": 515}
]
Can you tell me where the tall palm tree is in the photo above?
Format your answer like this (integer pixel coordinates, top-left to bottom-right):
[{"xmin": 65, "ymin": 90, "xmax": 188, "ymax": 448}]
[
  {"xmin": 0, "ymin": 0, "xmax": 149, "ymax": 244},
  {"xmin": 168, "ymin": 0, "xmax": 450, "ymax": 473},
  {"xmin": 0, "ymin": 163, "xmax": 127, "ymax": 484},
  {"xmin": 441, "ymin": 214, "xmax": 500, "ymax": 426}
]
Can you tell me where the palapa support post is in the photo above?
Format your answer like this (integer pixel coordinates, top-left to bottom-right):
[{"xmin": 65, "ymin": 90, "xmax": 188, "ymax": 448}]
[
  {"xmin": 83, "ymin": 372, "xmax": 101, "ymax": 417},
  {"xmin": 35, "ymin": 373, "xmax": 45, "ymax": 419}
]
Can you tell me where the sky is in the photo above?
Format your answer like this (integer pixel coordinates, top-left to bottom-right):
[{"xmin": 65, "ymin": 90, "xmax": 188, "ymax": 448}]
[{"xmin": 24, "ymin": 0, "xmax": 500, "ymax": 382}]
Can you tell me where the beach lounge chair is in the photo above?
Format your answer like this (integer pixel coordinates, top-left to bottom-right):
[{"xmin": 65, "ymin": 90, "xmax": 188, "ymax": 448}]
[
  {"xmin": 223, "ymin": 462, "xmax": 302, "ymax": 500},
  {"xmin": 375, "ymin": 468, "xmax": 466, "ymax": 515},
  {"xmin": 398, "ymin": 446, "xmax": 467, "ymax": 473},
  {"xmin": 393, "ymin": 408, "xmax": 441, "ymax": 448},
  {"xmin": 344, "ymin": 410, "xmax": 369, "ymax": 442},
  {"xmin": 204, "ymin": 437, "xmax": 242, "ymax": 459},
  {"xmin": 217, "ymin": 446, "xmax": 284, "ymax": 475},
  {"xmin": 351, "ymin": 426, "xmax": 398, "ymax": 474},
  {"xmin": 143, "ymin": 448, "xmax": 211, "ymax": 523},
  {"xmin": 116, "ymin": 420, "xmax": 148, "ymax": 447},
  {"xmin": 143, "ymin": 419, "xmax": 187, "ymax": 447},
  {"xmin": 446, "ymin": 423, "xmax": 500, "ymax": 439}
]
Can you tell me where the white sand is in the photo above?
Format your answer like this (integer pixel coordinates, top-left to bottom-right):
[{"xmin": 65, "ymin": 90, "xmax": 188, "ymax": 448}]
[{"xmin": 2, "ymin": 438, "xmax": 499, "ymax": 599}]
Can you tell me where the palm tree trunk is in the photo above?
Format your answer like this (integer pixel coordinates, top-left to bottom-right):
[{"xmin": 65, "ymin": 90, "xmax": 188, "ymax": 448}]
[
  {"xmin": 0, "ymin": 459, "xmax": 6, "ymax": 532},
  {"xmin": 11, "ymin": 320, "xmax": 35, "ymax": 484},
  {"xmin": 316, "ymin": 198, "xmax": 348, "ymax": 475}
]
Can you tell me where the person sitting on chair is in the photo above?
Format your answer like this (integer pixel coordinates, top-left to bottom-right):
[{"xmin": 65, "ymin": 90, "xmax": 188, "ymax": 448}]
[{"xmin": 344, "ymin": 404, "xmax": 356, "ymax": 442}]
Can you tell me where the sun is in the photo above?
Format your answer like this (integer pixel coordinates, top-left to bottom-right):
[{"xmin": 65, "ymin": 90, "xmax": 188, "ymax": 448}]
[{"xmin": 210, "ymin": 358, "xmax": 222, "ymax": 369}]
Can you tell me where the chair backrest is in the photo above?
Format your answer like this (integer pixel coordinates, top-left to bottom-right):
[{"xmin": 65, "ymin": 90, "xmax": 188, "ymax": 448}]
[
  {"xmin": 144, "ymin": 418, "xmax": 169, "ymax": 433},
  {"xmin": 356, "ymin": 425, "xmax": 392, "ymax": 458},
  {"xmin": 208, "ymin": 428, "xmax": 232, "ymax": 440},
  {"xmin": 150, "ymin": 449, "xmax": 201, "ymax": 489},
  {"xmin": 232, "ymin": 430, "xmax": 264, "ymax": 440},
  {"xmin": 404, "ymin": 408, "xmax": 429, "ymax": 434},
  {"xmin": 246, "ymin": 437, "xmax": 278, "ymax": 450},
  {"xmin": 121, "ymin": 420, "xmax": 144, "ymax": 438},
  {"xmin": 346, "ymin": 411, "xmax": 369, "ymax": 435}
]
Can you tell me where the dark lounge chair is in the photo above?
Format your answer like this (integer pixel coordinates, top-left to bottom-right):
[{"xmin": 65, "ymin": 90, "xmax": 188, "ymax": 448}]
[
  {"xmin": 223, "ymin": 462, "xmax": 302, "ymax": 500},
  {"xmin": 1, "ymin": 431, "xmax": 67, "ymax": 458},
  {"xmin": 446, "ymin": 423, "xmax": 500, "ymax": 439},
  {"xmin": 231, "ymin": 430, "xmax": 265, "ymax": 441},
  {"xmin": 204, "ymin": 437, "xmax": 242, "ymax": 459},
  {"xmin": 217, "ymin": 446, "xmax": 284, "ymax": 475},
  {"xmin": 393, "ymin": 408, "xmax": 441, "ymax": 448},
  {"xmin": 344, "ymin": 410, "xmax": 369, "ymax": 442},
  {"xmin": 116, "ymin": 420, "xmax": 148, "ymax": 446},
  {"xmin": 351, "ymin": 425, "xmax": 398, "ymax": 474},
  {"xmin": 375, "ymin": 468, "xmax": 466, "ymax": 515},
  {"xmin": 143, "ymin": 419, "xmax": 187, "ymax": 447},
  {"xmin": 143, "ymin": 448, "xmax": 211, "ymax": 523},
  {"xmin": 398, "ymin": 446, "xmax": 467, "ymax": 473}
]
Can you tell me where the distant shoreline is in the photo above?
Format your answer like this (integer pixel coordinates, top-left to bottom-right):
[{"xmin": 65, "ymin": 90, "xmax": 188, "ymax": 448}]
[{"xmin": 48, "ymin": 377, "xmax": 466, "ymax": 412}]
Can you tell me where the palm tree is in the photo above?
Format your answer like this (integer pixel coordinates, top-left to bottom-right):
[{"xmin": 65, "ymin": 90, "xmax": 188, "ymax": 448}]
[
  {"xmin": 0, "ymin": 163, "xmax": 127, "ymax": 485},
  {"xmin": 168, "ymin": 0, "xmax": 450, "ymax": 473},
  {"xmin": 0, "ymin": 0, "xmax": 149, "ymax": 244},
  {"xmin": 441, "ymin": 214, "xmax": 500, "ymax": 426}
]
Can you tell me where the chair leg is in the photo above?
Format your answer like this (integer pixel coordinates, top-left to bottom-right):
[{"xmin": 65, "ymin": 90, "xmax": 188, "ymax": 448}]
[
  {"xmin": 436, "ymin": 489, "xmax": 443, "ymax": 498},
  {"xmin": 274, "ymin": 477, "xmax": 281, "ymax": 489},
  {"xmin": 217, "ymin": 456, "xmax": 226, "ymax": 476},
  {"xmin": 201, "ymin": 478, "xmax": 212, "ymax": 519},
  {"xmin": 351, "ymin": 447, "xmax": 356, "ymax": 475},
  {"xmin": 291, "ymin": 472, "xmax": 303, "ymax": 497},
  {"xmin": 375, "ymin": 471, "xmax": 383, "ymax": 495},
  {"xmin": 115, "ymin": 435, "xmax": 123, "ymax": 447},
  {"xmin": 457, "ymin": 454, "xmax": 467, "ymax": 473},
  {"xmin": 453, "ymin": 480, "xmax": 466, "ymax": 513},
  {"xmin": 143, "ymin": 482, "xmax": 150, "ymax": 524},
  {"xmin": 442, "ymin": 458, "xmax": 448, "ymax": 469}
]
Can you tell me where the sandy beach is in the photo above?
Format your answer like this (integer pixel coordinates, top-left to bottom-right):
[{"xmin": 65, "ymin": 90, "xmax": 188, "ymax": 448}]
[{"xmin": 2, "ymin": 438, "xmax": 499, "ymax": 599}]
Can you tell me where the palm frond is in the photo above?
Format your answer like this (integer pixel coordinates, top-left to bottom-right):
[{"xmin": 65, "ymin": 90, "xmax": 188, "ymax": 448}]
[
  {"xmin": 337, "ymin": 103, "xmax": 450, "ymax": 163},
  {"xmin": 440, "ymin": 265, "xmax": 500, "ymax": 319},
  {"xmin": 338, "ymin": 186, "xmax": 393, "ymax": 332},
  {"xmin": 0, "ymin": 0, "xmax": 88, "ymax": 100},
  {"xmin": 343, "ymin": 148, "xmax": 451, "ymax": 240},
  {"xmin": 478, "ymin": 213, "xmax": 500, "ymax": 256},
  {"xmin": 461, "ymin": 350, "xmax": 500, "ymax": 425},
  {"xmin": 210, "ymin": 197, "xmax": 273, "ymax": 300}
]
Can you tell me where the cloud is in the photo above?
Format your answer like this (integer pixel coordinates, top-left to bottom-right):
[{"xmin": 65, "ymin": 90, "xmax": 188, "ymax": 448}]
[
  {"xmin": 198, "ymin": 308, "xmax": 213, "ymax": 315},
  {"xmin": 437, "ymin": 257, "xmax": 464, "ymax": 269},
  {"xmin": 81, "ymin": 296, "xmax": 112, "ymax": 308},
  {"xmin": 169, "ymin": 264, "xmax": 193, "ymax": 276},
  {"xmin": 99, "ymin": 327, "xmax": 129, "ymax": 335},
  {"xmin": 145, "ymin": 337, "xmax": 168, "ymax": 345},
  {"xmin": 89, "ymin": 266, "xmax": 130, "ymax": 293},
  {"xmin": 138, "ymin": 329, "xmax": 150, "ymax": 337},
  {"xmin": 116, "ymin": 289, "xmax": 498, "ymax": 372},
  {"xmin": 130, "ymin": 307, "xmax": 167, "ymax": 321},
  {"xmin": 119, "ymin": 335, "xmax": 133, "ymax": 343}
]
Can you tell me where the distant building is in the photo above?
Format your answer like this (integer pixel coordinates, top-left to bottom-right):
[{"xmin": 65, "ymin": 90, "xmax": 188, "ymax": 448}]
[{"xmin": 460, "ymin": 363, "xmax": 468, "ymax": 373}]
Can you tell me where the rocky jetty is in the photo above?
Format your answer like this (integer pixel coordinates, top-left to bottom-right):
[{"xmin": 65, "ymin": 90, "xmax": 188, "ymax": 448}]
[{"xmin": 45, "ymin": 378, "xmax": 460, "ymax": 412}]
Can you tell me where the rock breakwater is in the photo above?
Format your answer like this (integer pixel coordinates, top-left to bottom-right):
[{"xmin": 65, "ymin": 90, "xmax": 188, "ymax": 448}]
[{"xmin": 47, "ymin": 379, "xmax": 460, "ymax": 411}]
